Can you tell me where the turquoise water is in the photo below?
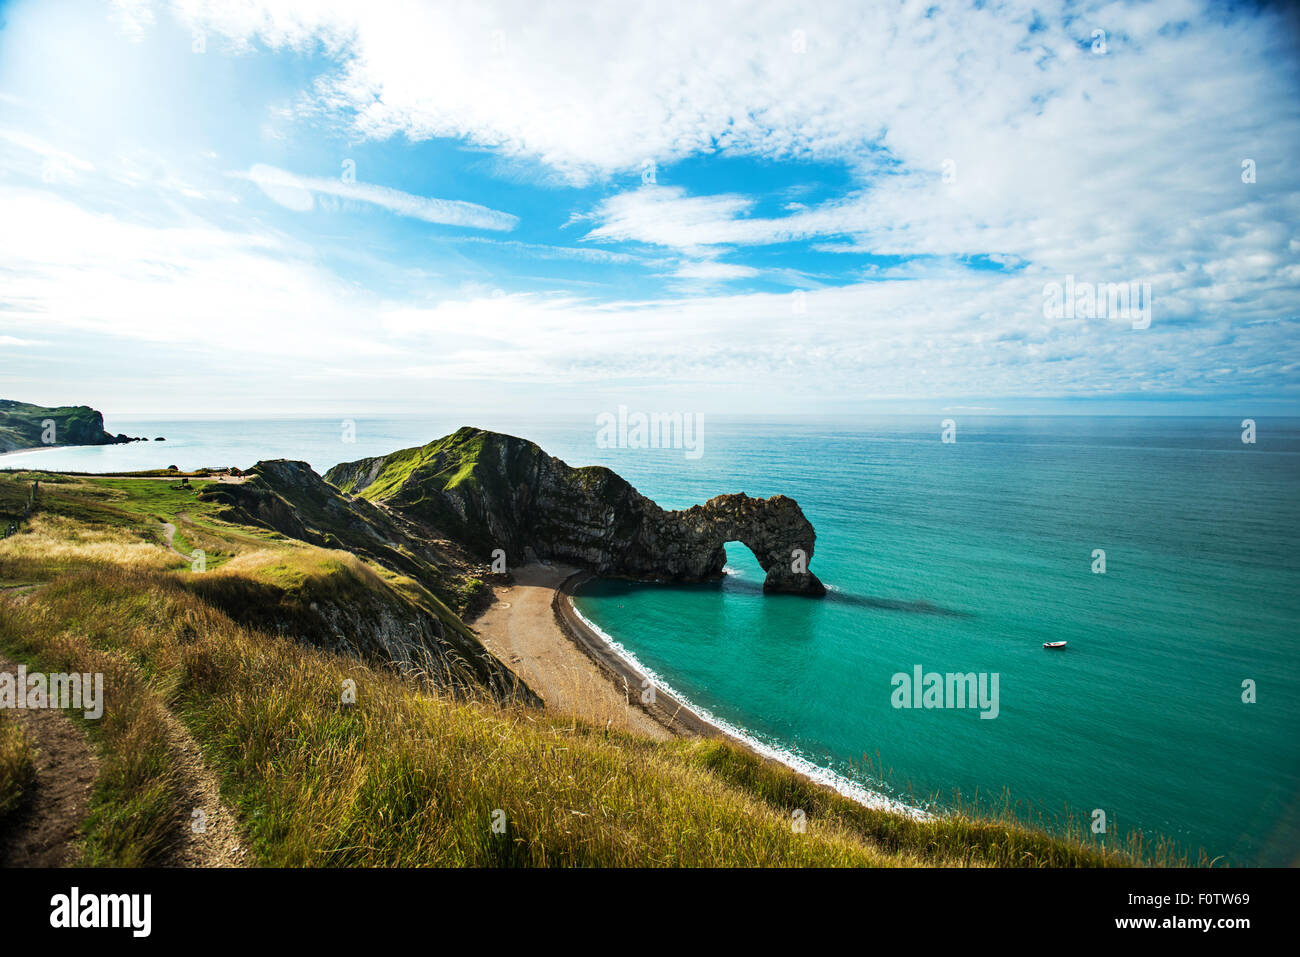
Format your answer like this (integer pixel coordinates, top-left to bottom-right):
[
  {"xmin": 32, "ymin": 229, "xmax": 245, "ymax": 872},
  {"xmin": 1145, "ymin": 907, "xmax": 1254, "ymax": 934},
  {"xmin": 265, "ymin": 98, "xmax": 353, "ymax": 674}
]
[
  {"xmin": 570, "ymin": 417, "xmax": 1300, "ymax": 867},
  {"xmin": 9, "ymin": 414, "xmax": 1299, "ymax": 864}
]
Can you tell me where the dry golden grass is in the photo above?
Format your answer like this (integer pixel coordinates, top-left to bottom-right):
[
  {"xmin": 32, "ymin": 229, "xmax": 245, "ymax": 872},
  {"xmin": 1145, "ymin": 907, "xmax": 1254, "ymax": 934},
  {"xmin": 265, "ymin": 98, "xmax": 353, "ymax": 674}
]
[
  {"xmin": 0, "ymin": 513, "xmax": 180, "ymax": 574},
  {"xmin": 0, "ymin": 711, "xmax": 35, "ymax": 824}
]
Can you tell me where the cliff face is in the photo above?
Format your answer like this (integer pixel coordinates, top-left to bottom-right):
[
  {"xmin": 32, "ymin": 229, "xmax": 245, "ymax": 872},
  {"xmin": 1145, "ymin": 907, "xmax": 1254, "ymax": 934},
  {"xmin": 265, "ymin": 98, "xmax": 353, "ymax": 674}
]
[
  {"xmin": 326, "ymin": 427, "xmax": 826, "ymax": 596},
  {"xmin": 0, "ymin": 399, "xmax": 139, "ymax": 452},
  {"xmin": 197, "ymin": 458, "xmax": 535, "ymax": 702}
]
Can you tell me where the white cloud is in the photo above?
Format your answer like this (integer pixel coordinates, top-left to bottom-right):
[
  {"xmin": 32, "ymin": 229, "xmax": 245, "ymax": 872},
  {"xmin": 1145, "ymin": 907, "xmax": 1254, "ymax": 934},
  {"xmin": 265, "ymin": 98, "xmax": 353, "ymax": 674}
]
[
  {"xmin": 136, "ymin": 0, "xmax": 1298, "ymax": 331},
  {"xmin": 362, "ymin": 275, "xmax": 1297, "ymax": 403},
  {"xmin": 451, "ymin": 237, "xmax": 643, "ymax": 264},
  {"xmin": 108, "ymin": 0, "xmax": 156, "ymax": 42},
  {"xmin": 0, "ymin": 188, "xmax": 390, "ymax": 360},
  {"xmin": 115, "ymin": 1, "xmax": 1300, "ymax": 296},
  {"xmin": 0, "ymin": 130, "xmax": 95, "ymax": 171},
  {"xmin": 670, "ymin": 261, "xmax": 761, "ymax": 281},
  {"xmin": 582, "ymin": 188, "xmax": 763, "ymax": 251},
  {"xmin": 232, "ymin": 164, "xmax": 518, "ymax": 230},
  {"xmin": 1, "ymin": 183, "xmax": 1293, "ymax": 407},
  {"xmin": 0, "ymin": 130, "xmax": 97, "ymax": 186},
  {"xmin": 145, "ymin": 1, "xmax": 1296, "ymax": 183}
]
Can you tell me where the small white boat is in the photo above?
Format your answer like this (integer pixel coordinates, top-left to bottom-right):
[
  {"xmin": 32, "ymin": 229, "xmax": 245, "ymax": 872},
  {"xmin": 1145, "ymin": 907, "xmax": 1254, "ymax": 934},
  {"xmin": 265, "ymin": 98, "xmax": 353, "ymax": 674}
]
[{"xmin": 1043, "ymin": 640, "xmax": 1068, "ymax": 650}]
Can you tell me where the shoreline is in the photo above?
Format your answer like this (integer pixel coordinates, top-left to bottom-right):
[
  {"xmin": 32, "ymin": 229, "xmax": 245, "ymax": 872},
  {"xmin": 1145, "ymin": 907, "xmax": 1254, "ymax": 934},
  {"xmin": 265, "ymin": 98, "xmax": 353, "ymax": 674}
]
[
  {"xmin": 470, "ymin": 563, "xmax": 670, "ymax": 740},
  {"xmin": 551, "ymin": 568, "xmax": 926, "ymax": 818},
  {"xmin": 551, "ymin": 570, "xmax": 731, "ymax": 739},
  {"xmin": 0, "ymin": 446, "xmax": 58, "ymax": 461},
  {"xmin": 0, "ymin": 441, "xmax": 144, "ymax": 462}
]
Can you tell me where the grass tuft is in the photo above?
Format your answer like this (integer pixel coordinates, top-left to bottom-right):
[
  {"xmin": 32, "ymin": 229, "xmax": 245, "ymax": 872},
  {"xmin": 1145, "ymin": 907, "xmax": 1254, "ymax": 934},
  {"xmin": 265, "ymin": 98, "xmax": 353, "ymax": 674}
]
[{"xmin": 0, "ymin": 712, "xmax": 36, "ymax": 824}]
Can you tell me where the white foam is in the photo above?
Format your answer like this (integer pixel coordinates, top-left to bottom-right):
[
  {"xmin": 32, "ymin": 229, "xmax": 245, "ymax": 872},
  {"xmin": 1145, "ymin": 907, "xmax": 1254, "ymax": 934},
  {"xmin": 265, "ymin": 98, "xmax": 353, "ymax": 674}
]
[{"xmin": 569, "ymin": 601, "xmax": 930, "ymax": 821}]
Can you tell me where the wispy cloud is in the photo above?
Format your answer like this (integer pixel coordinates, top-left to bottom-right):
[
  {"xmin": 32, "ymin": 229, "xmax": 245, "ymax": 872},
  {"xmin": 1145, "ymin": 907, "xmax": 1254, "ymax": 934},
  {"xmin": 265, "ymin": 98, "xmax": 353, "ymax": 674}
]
[
  {"xmin": 0, "ymin": 188, "xmax": 380, "ymax": 359},
  {"xmin": 451, "ymin": 236, "xmax": 643, "ymax": 264},
  {"xmin": 107, "ymin": 0, "xmax": 155, "ymax": 43},
  {"xmin": 232, "ymin": 164, "xmax": 519, "ymax": 231},
  {"xmin": 0, "ymin": 130, "xmax": 96, "ymax": 182},
  {"xmin": 669, "ymin": 261, "xmax": 761, "ymax": 281}
]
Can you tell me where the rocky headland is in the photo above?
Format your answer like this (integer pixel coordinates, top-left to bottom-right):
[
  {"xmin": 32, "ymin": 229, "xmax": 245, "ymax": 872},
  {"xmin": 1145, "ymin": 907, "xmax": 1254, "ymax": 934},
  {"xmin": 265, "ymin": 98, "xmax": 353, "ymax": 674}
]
[
  {"xmin": 324, "ymin": 427, "xmax": 826, "ymax": 596},
  {"xmin": 0, "ymin": 399, "xmax": 143, "ymax": 453}
]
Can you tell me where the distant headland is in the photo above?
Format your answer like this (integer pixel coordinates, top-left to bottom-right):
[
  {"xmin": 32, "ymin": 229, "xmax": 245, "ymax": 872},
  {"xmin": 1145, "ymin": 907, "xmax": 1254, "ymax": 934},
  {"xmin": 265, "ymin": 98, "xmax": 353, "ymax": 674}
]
[{"xmin": 0, "ymin": 399, "xmax": 144, "ymax": 453}]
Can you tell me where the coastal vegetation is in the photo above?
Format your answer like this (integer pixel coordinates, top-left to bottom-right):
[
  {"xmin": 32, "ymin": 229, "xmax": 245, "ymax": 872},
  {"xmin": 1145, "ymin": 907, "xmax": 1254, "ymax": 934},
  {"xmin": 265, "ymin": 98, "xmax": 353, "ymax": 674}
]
[{"xmin": 0, "ymin": 467, "xmax": 1190, "ymax": 866}]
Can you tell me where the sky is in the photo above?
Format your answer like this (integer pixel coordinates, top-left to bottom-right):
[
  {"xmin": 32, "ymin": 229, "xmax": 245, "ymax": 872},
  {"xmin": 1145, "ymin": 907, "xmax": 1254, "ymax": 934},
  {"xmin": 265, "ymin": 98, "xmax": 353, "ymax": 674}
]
[{"xmin": 0, "ymin": 0, "xmax": 1298, "ymax": 417}]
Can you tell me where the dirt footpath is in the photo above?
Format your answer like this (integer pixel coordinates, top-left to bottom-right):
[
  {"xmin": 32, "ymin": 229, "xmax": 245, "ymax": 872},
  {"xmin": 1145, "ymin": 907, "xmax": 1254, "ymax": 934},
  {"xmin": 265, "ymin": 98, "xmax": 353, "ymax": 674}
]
[{"xmin": 0, "ymin": 652, "xmax": 99, "ymax": 867}]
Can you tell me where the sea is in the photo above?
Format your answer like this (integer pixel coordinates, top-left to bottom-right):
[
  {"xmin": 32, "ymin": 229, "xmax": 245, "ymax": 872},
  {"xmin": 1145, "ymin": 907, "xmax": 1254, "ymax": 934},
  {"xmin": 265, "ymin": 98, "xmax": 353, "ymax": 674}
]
[{"xmin": 7, "ymin": 413, "xmax": 1297, "ymax": 865}]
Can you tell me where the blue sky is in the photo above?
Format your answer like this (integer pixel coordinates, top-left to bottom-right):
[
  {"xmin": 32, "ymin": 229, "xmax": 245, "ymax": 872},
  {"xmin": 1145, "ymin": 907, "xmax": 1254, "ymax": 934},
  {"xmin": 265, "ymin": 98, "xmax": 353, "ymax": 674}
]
[{"xmin": 1, "ymin": 0, "xmax": 1298, "ymax": 416}]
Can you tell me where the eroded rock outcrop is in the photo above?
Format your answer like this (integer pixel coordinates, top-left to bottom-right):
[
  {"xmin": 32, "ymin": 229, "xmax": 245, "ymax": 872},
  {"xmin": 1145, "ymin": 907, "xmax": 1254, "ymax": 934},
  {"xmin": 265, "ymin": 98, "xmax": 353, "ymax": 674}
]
[
  {"xmin": 326, "ymin": 427, "xmax": 826, "ymax": 596},
  {"xmin": 197, "ymin": 458, "xmax": 538, "ymax": 703}
]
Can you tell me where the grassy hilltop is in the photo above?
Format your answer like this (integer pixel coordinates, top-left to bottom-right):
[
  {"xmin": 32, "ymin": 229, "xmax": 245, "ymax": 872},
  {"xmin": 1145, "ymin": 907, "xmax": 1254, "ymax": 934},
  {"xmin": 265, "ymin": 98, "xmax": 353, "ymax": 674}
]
[{"xmin": 0, "ymin": 468, "xmax": 1188, "ymax": 867}]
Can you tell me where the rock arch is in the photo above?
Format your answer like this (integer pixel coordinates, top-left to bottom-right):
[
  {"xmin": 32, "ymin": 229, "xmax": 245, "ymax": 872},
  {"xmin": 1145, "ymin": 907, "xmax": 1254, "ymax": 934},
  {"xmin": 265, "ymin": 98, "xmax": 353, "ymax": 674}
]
[
  {"xmin": 326, "ymin": 427, "xmax": 828, "ymax": 597},
  {"xmin": 647, "ymin": 493, "xmax": 826, "ymax": 595}
]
